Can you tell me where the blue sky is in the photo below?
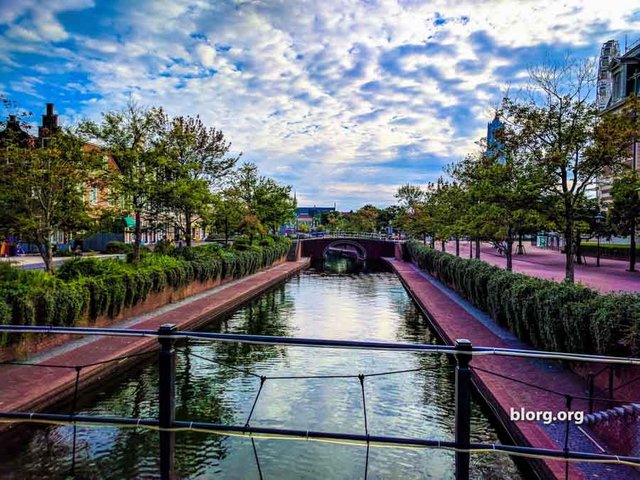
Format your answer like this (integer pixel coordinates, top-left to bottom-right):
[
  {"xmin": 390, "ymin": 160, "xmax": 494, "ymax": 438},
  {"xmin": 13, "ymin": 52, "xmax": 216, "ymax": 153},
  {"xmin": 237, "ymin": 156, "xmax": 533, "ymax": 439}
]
[{"xmin": 1, "ymin": 0, "xmax": 640, "ymax": 210}]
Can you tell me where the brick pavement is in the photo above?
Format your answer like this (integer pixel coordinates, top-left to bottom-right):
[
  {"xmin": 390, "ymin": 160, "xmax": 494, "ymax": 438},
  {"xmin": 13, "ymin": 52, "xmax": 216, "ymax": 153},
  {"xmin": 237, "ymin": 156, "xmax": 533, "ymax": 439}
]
[
  {"xmin": 385, "ymin": 258, "xmax": 640, "ymax": 480},
  {"xmin": 453, "ymin": 241, "xmax": 640, "ymax": 293},
  {"xmin": 0, "ymin": 259, "xmax": 309, "ymax": 423}
]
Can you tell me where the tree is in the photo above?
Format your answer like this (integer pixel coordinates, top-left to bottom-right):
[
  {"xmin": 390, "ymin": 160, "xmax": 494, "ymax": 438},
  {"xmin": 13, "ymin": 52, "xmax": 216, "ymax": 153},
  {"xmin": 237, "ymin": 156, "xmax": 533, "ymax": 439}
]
[
  {"xmin": 395, "ymin": 184, "xmax": 434, "ymax": 244},
  {"xmin": 609, "ymin": 169, "xmax": 640, "ymax": 271},
  {"xmin": 232, "ymin": 162, "xmax": 295, "ymax": 236},
  {"xmin": 155, "ymin": 114, "xmax": 239, "ymax": 246},
  {"xmin": 1, "ymin": 131, "xmax": 102, "ymax": 272},
  {"xmin": 428, "ymin": 179, "xmax": 470, "ymax": 256},
  {"xmin": 346, "ymin": 205, "xmax": 380, "ymax": 232},
  {"xmin": 205, "ymin": 191, "xmax": 245, "ymax": 244},
  {"xmin": 500, "ymin": 59, "xmax": 630, "ymax": 282},
  {"xmin": 448, "ymin": 134, "xmax": 547, "ymax": 270},
  {"xmin": 80, "ymin": 102, "xmax": 164, "ymax": 262}
]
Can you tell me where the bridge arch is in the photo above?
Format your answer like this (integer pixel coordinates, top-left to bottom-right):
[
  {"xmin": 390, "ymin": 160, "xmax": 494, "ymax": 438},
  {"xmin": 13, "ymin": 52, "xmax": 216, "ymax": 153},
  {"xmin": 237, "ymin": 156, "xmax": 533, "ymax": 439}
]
[{"xmin": 322, "ymin": 239, "xmax": 367, "ymax": 261}]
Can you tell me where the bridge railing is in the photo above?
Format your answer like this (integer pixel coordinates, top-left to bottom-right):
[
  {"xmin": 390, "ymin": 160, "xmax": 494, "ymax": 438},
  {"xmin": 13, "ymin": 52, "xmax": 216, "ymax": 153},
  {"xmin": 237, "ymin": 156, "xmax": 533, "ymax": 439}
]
[
  {"xmin": 299, "ymin": 231, "xmax": 393, "ymax": 241},
  {"xmin": 1, "ymin": 325, "xmax": 640, "ymax": 480}
]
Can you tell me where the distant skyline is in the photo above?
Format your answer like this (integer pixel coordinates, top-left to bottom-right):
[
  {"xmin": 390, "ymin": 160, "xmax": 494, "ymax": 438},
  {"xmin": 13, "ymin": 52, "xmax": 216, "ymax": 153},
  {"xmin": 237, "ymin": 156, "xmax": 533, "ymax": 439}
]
[{"xmin": 1, "ymin": 0, "xmax": 640, "ymax": 210}]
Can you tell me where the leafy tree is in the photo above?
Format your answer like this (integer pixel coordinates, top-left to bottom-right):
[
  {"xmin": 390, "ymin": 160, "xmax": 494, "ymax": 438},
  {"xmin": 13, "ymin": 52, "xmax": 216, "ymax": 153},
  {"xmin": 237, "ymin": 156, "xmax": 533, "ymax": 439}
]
[
  {"xmin": 346, "ymin": 204, "xmax": 380, "ymax": 232},
  {"xmin": 500, "ymin": 59, "xmax": 630, "ymax": 282},
  {"xmin": 80, "ymin": 102, "xmax": 164, "ymax": 263},
  {"xmin": 448, "ymin": 135, "xmax": 547, "ymax": 270},
  {"xmin": 1, "ymin": 131, "xmax": 102, "ymax": 272},
  {"xmin": 155, "ymin": 114, "xmax": 239, "ymax": 246},
  {"xmin": 204, "ymin": 191, "xmax": 245, "ymax": 244},
  {"xmin": 395, "ymin": 184, "xmax": 434, "ymax": 244},
  {"xmin": 232, "ymin": 162, "xmax": 295, "ymax": 236},
  {"xmin": 609, "ymin": 169, "xmax": 640, "ymax": 271}
]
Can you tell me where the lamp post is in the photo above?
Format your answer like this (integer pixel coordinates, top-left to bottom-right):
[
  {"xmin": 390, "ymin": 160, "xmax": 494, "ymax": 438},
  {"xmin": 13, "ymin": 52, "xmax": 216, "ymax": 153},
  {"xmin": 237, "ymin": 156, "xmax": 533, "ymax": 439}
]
[{"xmin": 594, "ymin": 213, "xmax": 605, "ymax": 267}]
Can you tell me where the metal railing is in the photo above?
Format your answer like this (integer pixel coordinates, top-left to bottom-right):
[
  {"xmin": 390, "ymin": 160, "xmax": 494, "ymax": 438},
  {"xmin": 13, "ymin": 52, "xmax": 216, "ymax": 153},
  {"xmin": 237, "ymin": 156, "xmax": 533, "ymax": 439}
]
[
  {"xmin": 298, "ymin": 231, "xmax": 395, "ymax": 241},
  {"xmin": 1, "ymin": 324, "xmax": 640, "ymax": 480}
]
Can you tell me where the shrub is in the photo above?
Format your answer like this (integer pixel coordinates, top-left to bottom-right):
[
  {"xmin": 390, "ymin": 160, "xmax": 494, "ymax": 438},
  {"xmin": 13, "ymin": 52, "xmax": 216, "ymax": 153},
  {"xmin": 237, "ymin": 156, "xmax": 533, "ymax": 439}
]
[
  {"xmin": 105, "ymin": 241, "xmax": 132, "ymax": 254},
  {"xmin": 405, "ymin": 240, "xmax": 640, "ymax": 356},
  {"xmin": 0, "ymin": 238, "xmax": 290, "ymax": 345}
]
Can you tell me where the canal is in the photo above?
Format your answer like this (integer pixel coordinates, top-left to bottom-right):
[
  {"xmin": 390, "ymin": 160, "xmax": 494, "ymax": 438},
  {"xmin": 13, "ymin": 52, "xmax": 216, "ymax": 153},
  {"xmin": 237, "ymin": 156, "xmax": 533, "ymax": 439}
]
[{"xmin": 1, "ymin": 260, "xmax": 524, "ymax": 479}]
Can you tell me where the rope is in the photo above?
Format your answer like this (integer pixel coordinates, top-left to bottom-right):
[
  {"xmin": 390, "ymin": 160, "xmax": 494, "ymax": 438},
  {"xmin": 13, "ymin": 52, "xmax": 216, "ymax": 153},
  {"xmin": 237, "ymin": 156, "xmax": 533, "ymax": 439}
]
[
  {"xmin": 251, "ymin": 438, "xmax": 264, "ymax": 480},
  {"xmin": 472, "ymin": 365, "xmax": 640, "ymax": 406},
  {"xmin": 2, "ymin": 416, "xmax": 640, "ymax": 468},
  {"xmin": 188, "ymin": 351, "xmax": 263, "ymax": 379},
  {"xmin": 359, "ymin": 374, "xmax": 370, "ymax": 480},
  {"xmin": 245, "ymin": 377, "xmax": 267, "ymax": 429},
  {"xmin": 0, "ymin": 349, "xmax": 156, "ymax": 371},
  {"xmin": 70, "ymin": 366, "xmax": 81, "ymax": 478}
]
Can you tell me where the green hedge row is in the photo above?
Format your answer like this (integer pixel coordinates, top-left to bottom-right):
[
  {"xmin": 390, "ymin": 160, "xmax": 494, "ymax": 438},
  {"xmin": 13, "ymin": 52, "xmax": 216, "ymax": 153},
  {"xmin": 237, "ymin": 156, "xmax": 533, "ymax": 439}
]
[
  {"xmin": 580, "ymin": 243, "xmax": 639, "ymax": 259},
  {"xmin": 405, "ymin": 240, "xmax": 640, "ymax": 356},
  {"xmin": 0, "ymin": 238, "xmax": 290, "ymax": 347}
]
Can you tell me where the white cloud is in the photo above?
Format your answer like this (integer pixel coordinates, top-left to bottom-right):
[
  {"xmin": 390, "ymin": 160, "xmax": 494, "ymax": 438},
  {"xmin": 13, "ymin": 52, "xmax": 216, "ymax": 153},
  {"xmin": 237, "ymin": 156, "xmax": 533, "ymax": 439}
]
[{"xmin": 3, "ymin": 0, "xmax": 640, "ymax": 208}]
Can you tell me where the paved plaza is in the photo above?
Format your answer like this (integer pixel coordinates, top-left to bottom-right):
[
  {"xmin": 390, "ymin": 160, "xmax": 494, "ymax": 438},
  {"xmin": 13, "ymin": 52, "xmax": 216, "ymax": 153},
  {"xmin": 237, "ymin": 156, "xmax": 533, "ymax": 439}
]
[{"xmin": 453, "ymin": 242, "xmax": 640, "ymax": 293}]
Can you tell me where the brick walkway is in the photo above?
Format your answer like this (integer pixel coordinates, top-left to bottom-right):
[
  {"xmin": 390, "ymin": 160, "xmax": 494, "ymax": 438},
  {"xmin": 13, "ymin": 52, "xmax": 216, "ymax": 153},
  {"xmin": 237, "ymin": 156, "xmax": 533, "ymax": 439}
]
[
  {"xmin": 452, "ymin": 242, "xmax": 640, "ymax": 293},
  {"xmin": 0, "ymin": 259, "xmax": 309, "ymax": 420},
  {"xmin": 384, "ymin": 258, "xmax": 640, "ymax": 480}
]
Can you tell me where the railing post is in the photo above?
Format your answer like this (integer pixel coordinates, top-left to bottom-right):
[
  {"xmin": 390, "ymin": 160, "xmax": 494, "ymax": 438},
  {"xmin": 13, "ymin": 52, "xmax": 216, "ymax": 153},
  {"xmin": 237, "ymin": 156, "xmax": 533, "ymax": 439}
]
[
  {"xmin": 587, "ymin": 373, "xmax": 595, "ymax": 414},
  {"xmin": 608, "ymin": 366, "xmax": 614, "ymax": 400},
  {"xmin": 158, "ymin": 324, "xmax": 177, "ymax": 480},
  {"xmin": 454, "ymin": 339, "xmax": 472, "ymax": 480}
]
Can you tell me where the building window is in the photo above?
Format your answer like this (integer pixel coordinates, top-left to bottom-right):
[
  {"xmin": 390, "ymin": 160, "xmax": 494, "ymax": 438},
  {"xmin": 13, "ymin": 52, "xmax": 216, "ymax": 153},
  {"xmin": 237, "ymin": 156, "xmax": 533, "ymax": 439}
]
[{"xmin": 89, "ymin": 187, "xmax": 99, "ymax": 205}]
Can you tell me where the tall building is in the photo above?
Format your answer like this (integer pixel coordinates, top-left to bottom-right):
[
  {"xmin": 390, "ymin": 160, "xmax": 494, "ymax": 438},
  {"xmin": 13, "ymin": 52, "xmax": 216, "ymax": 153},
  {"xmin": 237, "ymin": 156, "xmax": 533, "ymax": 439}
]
[
  {"xmin": 596, "ymin": 37, "xmax": 640, "ymax": 205},
  {"xmin": 486, "ymin": 114, "xmax": 505, "ymax": 164}
]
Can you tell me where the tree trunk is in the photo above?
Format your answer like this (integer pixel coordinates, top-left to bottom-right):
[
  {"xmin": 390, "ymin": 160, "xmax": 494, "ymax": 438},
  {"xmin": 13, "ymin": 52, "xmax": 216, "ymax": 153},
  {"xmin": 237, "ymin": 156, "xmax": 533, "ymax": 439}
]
[
  {"xmin": 185, "ymin": 209, "xmax": 192, "ymax": 248},
  {"xmin": 455, "ymin": 237, "xmax": 460, "ymax": 256},
  {"xmin": 39, "ymin": 236, "xmax": 55, "ymax": 274},
  {"xmin": 505, "ymin": 239, "xmax": 514, "ymax": 272},
  {"xmin": 475, "ymin": 238, "xmax": 480, "ymax": 259},
  {"xmin": 430, "ymin": 236, "xmax": 435, "ymax": 249},
  {"xmin": 517, "ymin": 234, "xmax": 524, "ymax": 255},
  {"xmin": 575, "ymin": 233, "xmax": 583, "ymax": 265},
  {"xmin": 630, "ymin": 224, "xmax": 637, "ymax": 272},
  {"xmin": 441, "ymin": 240, "xmax": 446, "ymax": 252},
  {"xmin": 469, "ymin": 239, "xmax": 473, "ymax": 258},
  {"xmin": 133, "ymin": 210, "xmax": 142, "ymax": 263},
  {"xmin": 564, "ymin": 215, "xmax": 575, "ymax": 283},
  {"xmin": 224, "ymin": 218, "xmax": 229, "ymax": 245}
]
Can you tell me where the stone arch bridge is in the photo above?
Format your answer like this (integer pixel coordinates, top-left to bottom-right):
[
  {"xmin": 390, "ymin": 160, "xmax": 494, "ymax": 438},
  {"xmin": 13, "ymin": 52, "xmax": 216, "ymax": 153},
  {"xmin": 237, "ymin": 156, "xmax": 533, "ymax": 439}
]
[{"xmin": 296, "ymin": 235, "xmax": 399, "ymax": 261}]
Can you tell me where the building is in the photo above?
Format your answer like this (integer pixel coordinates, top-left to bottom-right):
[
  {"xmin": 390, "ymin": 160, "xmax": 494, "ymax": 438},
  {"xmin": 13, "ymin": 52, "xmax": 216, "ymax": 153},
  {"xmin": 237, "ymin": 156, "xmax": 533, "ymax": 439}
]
[
  {"xmin": 295, "ymin": 205, "xmax": 336, "ymax": 229},
  {"xmin": 596, "ymin": 38, "xmax": 640, "ymax": 204},
  {"xmin": 0, "ymin": 103, "xmax": 125, "ymax": 249},
  {"xmin": 486, "ymin": 114, "xmax": 505, "ymax": 164}
]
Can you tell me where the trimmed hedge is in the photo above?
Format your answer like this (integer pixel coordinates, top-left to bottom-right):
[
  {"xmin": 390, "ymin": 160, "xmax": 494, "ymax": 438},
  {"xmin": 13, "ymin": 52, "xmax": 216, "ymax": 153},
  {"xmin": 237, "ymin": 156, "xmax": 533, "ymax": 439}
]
[
  {"xmin": 580, "ymin": 243, "xmax": 640, "ymax": 260},
  {"xmin": 405, "ymin": 240, "xmax": 640, "ymax": 356},
  {"xmin": 0, "ymin": 237, "xmax": 290, "ymax": 347}
]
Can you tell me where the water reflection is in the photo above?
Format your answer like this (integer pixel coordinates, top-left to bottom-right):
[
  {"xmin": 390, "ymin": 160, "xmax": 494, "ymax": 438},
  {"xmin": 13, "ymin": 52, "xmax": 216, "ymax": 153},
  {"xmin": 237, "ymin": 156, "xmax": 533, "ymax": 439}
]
[{"xmin": 0, "ymin": 268, "xmax": 523, "ymax": 479}]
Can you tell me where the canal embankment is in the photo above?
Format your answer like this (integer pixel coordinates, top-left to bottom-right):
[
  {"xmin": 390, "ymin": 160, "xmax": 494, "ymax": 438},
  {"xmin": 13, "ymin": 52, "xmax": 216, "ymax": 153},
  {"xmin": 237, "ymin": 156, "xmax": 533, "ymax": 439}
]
[
  {"xmin": 384, "ymin": 257, "xmax": 640, "ymax": 480},
  {"xmin": 0, "ymin": 258, "xmax": 310, "ymax": 429}
]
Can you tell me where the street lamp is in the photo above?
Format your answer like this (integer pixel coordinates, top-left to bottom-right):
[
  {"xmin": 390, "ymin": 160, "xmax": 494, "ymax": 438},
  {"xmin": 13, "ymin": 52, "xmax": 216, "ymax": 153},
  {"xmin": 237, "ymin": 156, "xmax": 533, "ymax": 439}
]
[{"xmin": 594, "ymin": 213, "xmax": 605, "ymax": 267}]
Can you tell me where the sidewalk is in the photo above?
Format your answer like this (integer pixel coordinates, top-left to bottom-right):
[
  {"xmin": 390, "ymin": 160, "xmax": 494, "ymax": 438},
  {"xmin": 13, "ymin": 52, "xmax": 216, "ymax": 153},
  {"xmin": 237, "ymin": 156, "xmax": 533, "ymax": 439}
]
[
  {"xmin": 384, "ymin": 257, "xmax": 640, "ymax": 480},
  {"xmin": 453, "ymin": 242, "xmax": 640, "ymax": 293},
  {"xmin": 0, "ymin": 259, "xmax": 309, "ymax": 421},
  {"xmin": 0, "ymin": 254, "xmax": 126, "ymax": 270}
]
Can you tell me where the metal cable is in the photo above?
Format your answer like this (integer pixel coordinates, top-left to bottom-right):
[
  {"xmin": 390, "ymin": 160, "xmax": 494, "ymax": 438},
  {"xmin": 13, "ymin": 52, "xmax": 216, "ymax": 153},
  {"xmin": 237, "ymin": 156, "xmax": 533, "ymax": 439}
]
[
  {"xmin": 245, "ymin": 377, "xmax": 267, "ymax": 429},
  {"xmin": 70, "ymin": 366, "xmax": 81, "ymax": 478},
  {"xmin": 472, "ymin": 365, "xmax": 640, "ymax": 405}
]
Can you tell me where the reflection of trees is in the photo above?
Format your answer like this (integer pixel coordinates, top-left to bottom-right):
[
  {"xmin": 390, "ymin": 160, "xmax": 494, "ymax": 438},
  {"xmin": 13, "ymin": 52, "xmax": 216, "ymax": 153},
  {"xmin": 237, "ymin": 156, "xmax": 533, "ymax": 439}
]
[{"xmin": 205, "ymin": 285, "xmax": 295, "ymax": 369}]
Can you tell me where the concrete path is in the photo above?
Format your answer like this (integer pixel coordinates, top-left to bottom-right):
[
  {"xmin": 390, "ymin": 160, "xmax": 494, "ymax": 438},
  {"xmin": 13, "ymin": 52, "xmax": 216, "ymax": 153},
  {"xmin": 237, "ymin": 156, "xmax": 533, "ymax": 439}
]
[
  {"xmin": 0, "ymin": 259, "xmax": 309, "ymax": 421},
  {"xmin": 385, "ymin": 257, "xmax": 640, "ymax": 480},
  {"xmin": 449, "ymin": 241, "xmax": 640, "ymax": 293},
  {"xmin": 0, "ymin": 254, "xmax": 126, "ymax": 270}
]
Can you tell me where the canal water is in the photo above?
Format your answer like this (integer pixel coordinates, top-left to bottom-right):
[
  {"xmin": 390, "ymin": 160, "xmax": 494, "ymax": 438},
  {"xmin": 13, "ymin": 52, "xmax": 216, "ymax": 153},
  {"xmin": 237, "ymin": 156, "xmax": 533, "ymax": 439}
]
[{"xmin": 1, "ymin": 259, "xmax": 523, "ymax": 479}]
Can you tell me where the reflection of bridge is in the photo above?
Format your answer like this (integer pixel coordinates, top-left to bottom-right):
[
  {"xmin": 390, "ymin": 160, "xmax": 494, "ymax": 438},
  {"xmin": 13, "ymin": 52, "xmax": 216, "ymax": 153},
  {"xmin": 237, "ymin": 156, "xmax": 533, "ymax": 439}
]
[{"xmin": 299, "ymin": 236, "xmax": 397, "ymax": 261}]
